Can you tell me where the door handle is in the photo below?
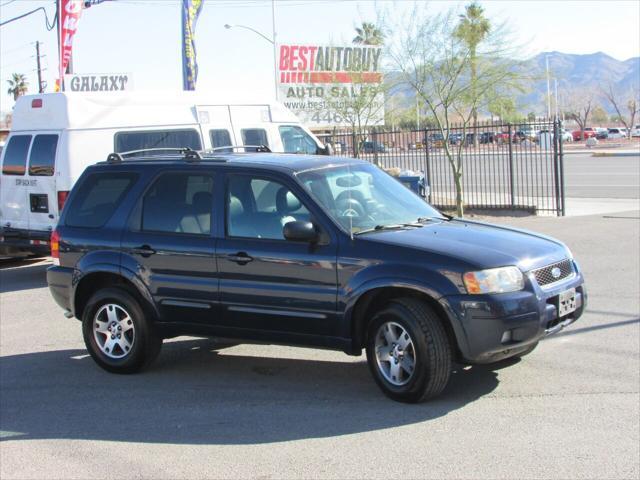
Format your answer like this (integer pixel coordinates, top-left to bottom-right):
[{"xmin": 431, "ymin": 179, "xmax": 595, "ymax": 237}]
[
  {"xmin": 228, "ymin": 252, "xmax": 253, "ymax": 265},
  {"xmin": 131, "ymin": 245, "xmax": 156, "ymax": 257}
]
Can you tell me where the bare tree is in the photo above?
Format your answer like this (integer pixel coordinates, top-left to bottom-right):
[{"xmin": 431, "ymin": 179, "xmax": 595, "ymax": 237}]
[
  {"xmin": 385, "ymin": 6, "xmax": 526, "ymax": 216},
  {"xmin": 564, "ymin": 88, "xmax": 596, "ymax": 140},
  {"xmin": 601, "ymin": 84, "xmax": 640, "ymax": 137}
]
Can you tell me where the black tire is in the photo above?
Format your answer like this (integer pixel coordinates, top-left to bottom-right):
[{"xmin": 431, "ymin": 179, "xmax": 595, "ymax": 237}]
[
  {"xmin": 365, "ymin": 298, "xmax": 452, "ymax": 403},
  {"xmin": 82, "ymin": 287, "xmax": 162, "ymax": 374}
]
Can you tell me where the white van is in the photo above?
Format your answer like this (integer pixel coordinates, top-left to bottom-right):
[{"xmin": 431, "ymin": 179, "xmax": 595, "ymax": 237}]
[{"xmin": 0, "ymin": 91, "xmax": 329, "ymax": 257}]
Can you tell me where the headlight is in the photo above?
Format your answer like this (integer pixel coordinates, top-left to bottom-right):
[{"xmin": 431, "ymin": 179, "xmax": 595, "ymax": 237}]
[{"xmin": 463, "ymin": 266, "xmax": 524, "ymax": 294}]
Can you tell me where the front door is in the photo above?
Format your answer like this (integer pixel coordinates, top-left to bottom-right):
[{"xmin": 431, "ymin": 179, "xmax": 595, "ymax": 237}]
[
  {"xmin": 217, "ymin": 172, "xmax": 338, "ymax": 337},
  {"xmin": 121, "ymin": 170, "xmax": 219, "ymax": 325}
]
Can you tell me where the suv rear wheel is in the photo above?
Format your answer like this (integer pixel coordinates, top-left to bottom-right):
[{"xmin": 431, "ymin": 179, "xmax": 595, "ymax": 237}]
[
  {"xmin": 365, "ymin": 298, "xmax": 452, "ymax": 403},
  {"xmin": 82, "ymin": 288, "xmax": 162, "ymax": 373}
]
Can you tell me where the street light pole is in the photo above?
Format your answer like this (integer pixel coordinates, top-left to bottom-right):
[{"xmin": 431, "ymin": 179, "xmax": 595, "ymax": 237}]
[{"xmin": 224, "ymin": 11, "xmax": 279, "ymax": 100}]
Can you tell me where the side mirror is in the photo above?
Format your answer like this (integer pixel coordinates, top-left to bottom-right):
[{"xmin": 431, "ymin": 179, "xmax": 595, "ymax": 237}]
[
  {"xmin": 283, "ymin": 221, "xmax": 318, "ymax": 243},
  {"xmin": 318, "ymin": 143, "xmax": 333, "ymax": 156}
]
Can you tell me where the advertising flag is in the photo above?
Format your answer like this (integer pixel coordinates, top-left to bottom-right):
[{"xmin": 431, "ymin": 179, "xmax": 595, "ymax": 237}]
[
  {"xmin": 181, "ymin": 0, "xmax": 204, "ymax": 90},
  {"xmin": 58, "ymin": 0, "xmax": 84, "ymax": 89}
]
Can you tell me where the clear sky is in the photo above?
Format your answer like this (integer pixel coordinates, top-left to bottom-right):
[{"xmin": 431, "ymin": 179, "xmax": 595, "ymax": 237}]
[{"xmin": 1, "ymin": 0, "xmax": 639, "ymax": 113}]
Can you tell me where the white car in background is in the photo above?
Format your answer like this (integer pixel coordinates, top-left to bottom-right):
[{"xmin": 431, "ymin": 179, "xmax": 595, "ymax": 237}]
[
  {"xmin": 630, "ymin": 125, "xmax": 640, "ymax": 137},
  {"xmin": 607, "ymin": 127, "xmax": 628, "ymax": 139}
]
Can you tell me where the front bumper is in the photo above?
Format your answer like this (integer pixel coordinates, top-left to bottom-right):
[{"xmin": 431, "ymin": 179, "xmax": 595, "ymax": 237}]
[
  {"xmin": 442, "ymin": 270, "xmax": 587, "ymax": 364},
  {"xmin": 0, "ymin": 227, "xmax": 51, "ymax": 256}
]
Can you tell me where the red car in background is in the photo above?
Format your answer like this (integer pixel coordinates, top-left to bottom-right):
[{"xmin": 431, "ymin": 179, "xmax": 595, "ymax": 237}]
[{"xmin": 571, "ymin": 128, "xmax": 597, "ymax": 141}]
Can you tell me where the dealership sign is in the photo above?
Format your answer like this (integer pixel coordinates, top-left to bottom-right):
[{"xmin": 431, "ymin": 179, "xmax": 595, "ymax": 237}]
[
  {"xmin": 278, "ymin": 44, "xmax": 385, "ymax": 128},
  {"xmin": 65, "ymin": 74, "xmax": 133, "ymax": 92}
]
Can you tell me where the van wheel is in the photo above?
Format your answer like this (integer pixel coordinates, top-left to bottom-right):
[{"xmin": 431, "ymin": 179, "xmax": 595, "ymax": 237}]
[
  {"xmin": 82, "ymin": 288, "xmax": 162, "ymax": 374},
  {"xmin": 365, "ymin": 298, "xmax": 452, "ymax": 403}
]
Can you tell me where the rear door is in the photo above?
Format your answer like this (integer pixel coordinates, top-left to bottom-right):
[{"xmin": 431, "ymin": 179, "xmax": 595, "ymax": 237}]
[
  {"xmin": 25, "ymin": 131, "xmax": 61, "ymax": 232},
  {"xmin": 120, "ymin": 169, "xmax": 219, "ymax": 325},
  {"xmin": 1, "ymin": 134, "xmax": 33, "ymax": 230}
]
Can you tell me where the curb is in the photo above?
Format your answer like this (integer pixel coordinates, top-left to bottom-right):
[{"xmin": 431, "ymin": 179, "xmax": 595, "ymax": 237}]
[{"xmin": 591, "ymin": 151, "xmax": 640, "ymax": 157}]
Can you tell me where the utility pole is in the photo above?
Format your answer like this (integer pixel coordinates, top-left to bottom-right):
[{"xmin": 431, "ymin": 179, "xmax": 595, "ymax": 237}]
[
  {"xmin": 271, "ymin": 0, "xmax": 278, "ymax": 100},
  {"xmin": 554, "ymin": 77, "xmax": 559, "ymax": 120},
  {"xmin": 545, "ymin": 55, "xmax": 551, "ymax": 119},
  {"xmin": 35, "ymin": 41, "xmax": 44, "ymax": 93}
]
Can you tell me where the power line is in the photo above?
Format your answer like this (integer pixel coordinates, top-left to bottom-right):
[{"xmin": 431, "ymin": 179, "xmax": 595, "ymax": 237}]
[
  {"xmin": 0, "ymin": 5, "xmax": 56, "ymax": 30},
  {"xmin": 0, "ymin": 0, "xmax": 19, "ymax": 8}
]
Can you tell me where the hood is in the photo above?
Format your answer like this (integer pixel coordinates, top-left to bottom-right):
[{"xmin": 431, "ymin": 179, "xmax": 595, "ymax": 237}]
[{"xmin": 366, "ymin": 219, "xmax": 570, "ymax": 272}]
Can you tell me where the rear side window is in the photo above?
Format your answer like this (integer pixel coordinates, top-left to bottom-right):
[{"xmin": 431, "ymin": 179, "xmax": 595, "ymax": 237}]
[
  {"xmin": 142, "ymin": 173, "xmax": 213, "ymax": 235},
  {"xmin": 2, "ymin": 135, "xmax": 31, "ymax": 175},
  {"xmin": 241, "ymin": 129, "xmax": 268, "ymax": 152},
  {"xmin": 114, "ymin": 129, "xmax": 202, "ymax": 153},
  {"xmin": 28, "ymin": 134, "xmax": 58, "ymax": 176},
  {"xmin": 66, "ymin": 172, "xmax": 137, "ymax": 228},
  {"xmin": 210, "ymin": 129, "xmax": 232, "ymax": 153}
]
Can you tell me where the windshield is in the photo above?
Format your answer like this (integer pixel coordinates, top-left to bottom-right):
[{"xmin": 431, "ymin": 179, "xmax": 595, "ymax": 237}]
[{"xmin": 296, "ymin": 163, "xmax": 443, "ymax": 234}]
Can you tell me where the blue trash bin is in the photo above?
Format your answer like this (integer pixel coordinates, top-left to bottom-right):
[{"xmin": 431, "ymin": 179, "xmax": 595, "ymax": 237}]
[{"xmin": 398, "ymin": 175, "xmax": 428, "ymax": 198}]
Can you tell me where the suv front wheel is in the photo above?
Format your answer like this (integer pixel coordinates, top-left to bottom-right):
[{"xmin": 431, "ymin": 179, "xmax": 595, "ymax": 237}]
[
  {"xmin": 366, "ymin": 298, "xmax": 452, "ymax": 403},
  {"xmin": 82, "ymin": 288, "xmax": 162, "ymax": 373}
]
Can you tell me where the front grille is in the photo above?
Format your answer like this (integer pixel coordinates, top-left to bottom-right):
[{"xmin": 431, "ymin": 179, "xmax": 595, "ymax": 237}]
[{"xmin": 532, "ymin": 259, "xmax": 574, "ymax": 286}]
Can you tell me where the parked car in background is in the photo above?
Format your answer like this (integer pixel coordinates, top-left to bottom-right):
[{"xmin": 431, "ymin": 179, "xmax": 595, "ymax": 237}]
[
  {"xmin": 495, "ymin": 132, "xmax": 510, "ymax": 144},
  {"xmin": 595, "ymin": 128, "xmax": 609, "ymax": 140},
  {"xmin": 631, "ymin": 125, "xmax": 640, "ymax": 137},
  {"xmin": 513, "ymin": 129, "xmax": 536, "ymax": 143},
  {"xmin": 426, "ymin": 133, "xmax": 445, "ymax": 148},
  {"xmin": 571, "ymin": 128, "xmax": 597, "ymax": 141},
  {"xmin": 607, "ymin": 127, "xmax": 627, "ymax": 139},
  {"xmin": 560, "ymin": 129, "xmax": 573, "ymax": 142},
  {"xmin": 480, "ymin": 131, "xmax": 495, "ymax": 144},
  {"xmin": 360, "ymin": 141, "xmax": 386, "ymax": 153},
  {"xmin": 448, "ymin": 133, "xmax": 463, "ymax": 145}
]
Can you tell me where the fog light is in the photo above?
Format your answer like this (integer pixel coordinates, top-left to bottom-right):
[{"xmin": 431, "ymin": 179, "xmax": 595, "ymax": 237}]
[{"xmin": 501, "ymin": 330, "xmax": 512, "ymax": 343}]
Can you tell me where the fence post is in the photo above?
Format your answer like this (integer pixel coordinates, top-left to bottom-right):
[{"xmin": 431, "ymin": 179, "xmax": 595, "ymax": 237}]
[
  {"xmin": 552, "ymin": 118, "xmax": 562, "ymax": 216},
  {"xmin": 352, "ymin": 130, "xmax": 358, "ymax": 159},
  {"xmin": 507, "ymin": 123, "xmax": 515, "ymax": 208},
  {"xmin": 372, "ymin": 127, "xmax": 379, "ymax": 166},
  {"xmin": 558, "ymin": 119, "xmax": 566, "ymax": 216},
  {"xmin": 424, "ymin": 128, "xmax": 432, "ymax": 202}
]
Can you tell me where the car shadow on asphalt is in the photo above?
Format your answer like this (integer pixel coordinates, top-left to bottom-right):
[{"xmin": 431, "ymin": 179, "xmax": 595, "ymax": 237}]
[
  {"xmin": 0, "ymin": 338, "xmax": 502, "ymax": 445},
  {"xmin": 0, "ymin": 261, "xmax": 49, "ymax": 294}
]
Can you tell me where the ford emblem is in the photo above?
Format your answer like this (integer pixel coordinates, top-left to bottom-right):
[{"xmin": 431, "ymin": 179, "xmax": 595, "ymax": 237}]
[{"xmin": 551, "ymin": 267, "xmax": 562, "ymax": 279}]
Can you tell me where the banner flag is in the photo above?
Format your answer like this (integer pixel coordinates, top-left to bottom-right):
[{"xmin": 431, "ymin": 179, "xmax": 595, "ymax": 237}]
[
  {"xmin": 181, "ymin": 0, "xmax": 204, "ymax": 90},
  {"xmin": 58, "ymin": 0, "xmax": 84, "ymax": 89}
]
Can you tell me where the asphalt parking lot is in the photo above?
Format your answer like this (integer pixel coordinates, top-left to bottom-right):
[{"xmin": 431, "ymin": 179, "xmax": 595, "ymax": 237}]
[{"xmin": 1, "ymin": 210, "xmax": 639, "ymax": 479}]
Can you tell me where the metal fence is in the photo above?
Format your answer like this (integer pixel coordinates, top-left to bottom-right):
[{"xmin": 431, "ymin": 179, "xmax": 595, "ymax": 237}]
[{"xmin": 318, "ymin": 119, "xmax": 566, "ymax": 216}]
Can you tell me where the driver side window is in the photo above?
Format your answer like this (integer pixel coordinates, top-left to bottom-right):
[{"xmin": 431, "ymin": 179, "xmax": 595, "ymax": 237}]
[{"xmin": 226, "ymin": 175, "xmax": 310, "ymax": 240}]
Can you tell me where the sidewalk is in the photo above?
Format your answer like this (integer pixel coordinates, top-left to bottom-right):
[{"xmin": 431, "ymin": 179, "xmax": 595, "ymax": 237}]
[{"xmin": 564, "ymin": 148, "xmax": 639, "ymax": 157}]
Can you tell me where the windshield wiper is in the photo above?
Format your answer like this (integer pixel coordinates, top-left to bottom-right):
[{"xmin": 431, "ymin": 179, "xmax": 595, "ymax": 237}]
[
  {"xmin": 354, "ymin": 223, "xmax": 422, "ymax": 235},
  {"xmin": 417, "ymin": 215, "xmax": 449, "ymax": 223}
]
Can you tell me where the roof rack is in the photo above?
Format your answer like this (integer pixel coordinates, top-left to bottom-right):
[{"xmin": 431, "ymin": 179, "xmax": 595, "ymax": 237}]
[
  {"xmin": 208, "ymin": 145, "xmax": 271, "ymax": 153},
  {"xmin": 106, "ymin": 147, "xmax": 203, "ymax": 163}
]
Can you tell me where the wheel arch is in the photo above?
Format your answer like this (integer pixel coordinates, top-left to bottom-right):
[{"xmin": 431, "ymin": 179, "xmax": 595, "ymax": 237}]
[
  {"xmin": 348, "ymin": 284, "xmax": 466, "ymax": 360},
  {"xmin": 73, "ymin": 266, "xmax": 159, "ymax": 322}
]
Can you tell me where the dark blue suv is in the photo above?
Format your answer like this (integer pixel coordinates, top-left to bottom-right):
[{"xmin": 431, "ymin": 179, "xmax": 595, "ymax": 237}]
[{"xmin": 47, "ymin": 151, "xmax": 586, "ymax": 402}]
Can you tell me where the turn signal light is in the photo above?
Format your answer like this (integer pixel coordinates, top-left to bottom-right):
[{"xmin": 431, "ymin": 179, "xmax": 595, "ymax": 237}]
[{"xmin": 50, "ymin": 229, "xmax": 60, "ymax": 264}]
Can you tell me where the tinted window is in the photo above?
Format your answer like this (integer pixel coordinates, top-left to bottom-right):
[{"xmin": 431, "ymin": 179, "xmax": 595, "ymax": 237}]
[
  {"xmin": 2, "ymin": 135, "xmax": 31, "ymax": 175},
  {"xmin": 241, "ymin": 129, "xmax": 268, "ymax": 152},
  {"xmin": 114, "ymin": 129, "xmax": 202, "ymax": 153},
  {"xmin": 28, "ymin": 134, "xmax": 58, "ymax": 176},
  {"xmin": 227, "ymin": 175, "xmax": 309, "ymax": 240},
  {"xmin": 279, "ymin": 125, "xmax": 318, "ymax": 154},
  {"xmin": 66, "ymin": 173, "xmax": 137, "ymax": 228},
  {"xmin": 142, "ymin": 173, "xmax": 213, "ymax": 235},
  {"xmin": 210, "ymin": 129, "xmax": 232, "ymax": 153}
]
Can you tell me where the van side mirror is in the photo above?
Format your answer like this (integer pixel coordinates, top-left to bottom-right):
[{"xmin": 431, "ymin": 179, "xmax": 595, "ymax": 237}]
[
  {"xmin": 318, "ymin": 143, "xmax": 333, "ymax": 156},
  {"xmin": 283, "ymin": 221, "xmax": 318, "ymax": 242}
]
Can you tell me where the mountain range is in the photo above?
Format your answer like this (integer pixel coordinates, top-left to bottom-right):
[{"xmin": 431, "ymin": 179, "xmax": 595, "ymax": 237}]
[{"xmin": 387, "ymin": 51, "xmax": 639, "ymax": 117}]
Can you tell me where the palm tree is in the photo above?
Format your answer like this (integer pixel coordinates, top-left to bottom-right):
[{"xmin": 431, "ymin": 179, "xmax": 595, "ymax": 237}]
[
  {"xmin": 353, "ymin": 22, "xmax": 384, "ymax": 46},
  {"xmin": 454, "ymin": 2, "xmax": 491, "ymax": 131},
  {"xmin": 7, "ymin": 73, "xmax": 29, "ymax": 101}
]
